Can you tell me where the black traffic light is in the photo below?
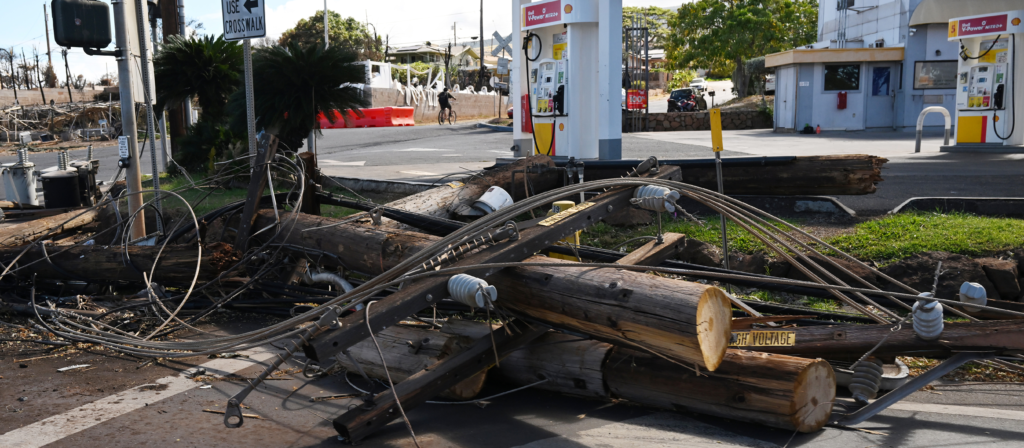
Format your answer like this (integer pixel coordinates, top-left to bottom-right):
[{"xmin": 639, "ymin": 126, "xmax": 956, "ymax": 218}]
[{"xmin": 51, "ymin": 0, "xmax": 112, "ymax": 49}]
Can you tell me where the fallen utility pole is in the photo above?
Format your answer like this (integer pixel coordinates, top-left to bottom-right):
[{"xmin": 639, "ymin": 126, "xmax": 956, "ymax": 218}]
[
  {"xmin": 730, "ymin": 320, "xmax": 1024, "ymax": 360},
  {"xmin": 332, "ymin": 319, "xmax": 548, "ymax": 444},
  {"xmin": 0, "ymin": 207, "xmax": 103, "ymax": 247},
  {"xmin": 235, "ymin": 133, "xmax": 279, "ymax": 251},
  {"xmin": 0, "ymin": 243, "xmax": 239, "ymax": 285}
]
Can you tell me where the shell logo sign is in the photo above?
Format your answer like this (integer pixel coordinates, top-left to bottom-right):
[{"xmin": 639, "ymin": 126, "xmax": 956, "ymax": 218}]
[{"xmin": 948, "ymin": 20, "xmax": 958, "ymax": 38}]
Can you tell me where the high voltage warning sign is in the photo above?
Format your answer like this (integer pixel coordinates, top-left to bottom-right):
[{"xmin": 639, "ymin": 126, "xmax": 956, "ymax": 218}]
[{"xmin": 222, "ymin": 0, "xmax": 266, "ymax": 41}]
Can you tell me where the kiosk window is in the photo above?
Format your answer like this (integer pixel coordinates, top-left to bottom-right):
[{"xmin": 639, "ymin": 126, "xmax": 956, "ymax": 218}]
[
  {"xmin": 824, "ymin": 64, "xmax": 860, "ymax": 91},
  {"xmin": 914, "ymin": 61, "xmax": 957, "ymax": 90}
]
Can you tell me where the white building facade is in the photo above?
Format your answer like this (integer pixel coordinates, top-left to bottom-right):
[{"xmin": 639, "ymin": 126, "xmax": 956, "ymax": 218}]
[{"xmin": 768, "ymin": 0, "xmax": 1018, "ymax": 132}]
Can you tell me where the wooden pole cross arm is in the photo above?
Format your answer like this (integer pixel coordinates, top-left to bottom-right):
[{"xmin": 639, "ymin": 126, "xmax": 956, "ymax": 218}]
[
  {"xmin": 302, "ymin": 166, "xmax": 683, "ymax": 364},
  {"xmin": 331, "ymin": 319, "xmax": 548, "ymax": 443},
  {"xmin": 234, "ymin": 133, "xmax": 280, "ymax": 251}
]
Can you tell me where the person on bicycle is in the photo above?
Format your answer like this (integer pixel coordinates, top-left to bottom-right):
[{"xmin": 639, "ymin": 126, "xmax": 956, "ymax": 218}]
[{"xmin": 439, "ymin": 88, "xmax": 456, "ymax": 116}]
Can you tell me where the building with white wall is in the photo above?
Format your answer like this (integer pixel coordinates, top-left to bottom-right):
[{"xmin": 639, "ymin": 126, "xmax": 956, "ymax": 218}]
[{"xmin": 767, "ymin": 0, "xmax": 1018, "ymax": 132}]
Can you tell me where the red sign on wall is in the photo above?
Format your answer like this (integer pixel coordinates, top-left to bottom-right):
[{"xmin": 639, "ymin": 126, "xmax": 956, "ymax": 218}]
[
  {"xmin": 957, "ymin": 14, "xmax": 1008, "ymax": 37},
  {"xmin": 523, "ymin": 0, "xmax": 562, "ymax": 28},
  {"xmin": 627, "ymin": 90, "xmax": 648, "ymax": 110}
]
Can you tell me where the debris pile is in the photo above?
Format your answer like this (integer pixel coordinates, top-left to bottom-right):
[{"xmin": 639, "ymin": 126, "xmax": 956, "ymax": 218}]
[
  {"xmin": 1, "ymin": 101, "xmax": 122, "ymax": 146},
  {"xmin": 0, "ymin": 148, "xmax": 1022, "ymax": 444}
]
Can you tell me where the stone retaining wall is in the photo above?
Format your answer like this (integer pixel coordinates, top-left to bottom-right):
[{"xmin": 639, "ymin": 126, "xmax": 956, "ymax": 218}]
[
  {"xmin": 366, "ymin": 87, "xmax": 507, "ymax": 123},
  {"xmin": 647, "ymin": 110, "xmax": 772, "ymax": 132}
]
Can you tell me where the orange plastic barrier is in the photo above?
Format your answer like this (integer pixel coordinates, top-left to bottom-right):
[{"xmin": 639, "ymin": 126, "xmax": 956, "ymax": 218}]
[{"xmin": 318, "ymin": 107, "xmax": 415, "ymax": 129}]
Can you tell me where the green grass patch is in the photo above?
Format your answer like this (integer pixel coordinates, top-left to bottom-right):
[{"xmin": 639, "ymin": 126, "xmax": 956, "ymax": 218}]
[
  {"xmin": 584, "ymin": 213, "xmax": 795, "ymax": 255},
  {"xmin": 827, "ymin": 211, "xmax": 1024, "ymax": 263}
]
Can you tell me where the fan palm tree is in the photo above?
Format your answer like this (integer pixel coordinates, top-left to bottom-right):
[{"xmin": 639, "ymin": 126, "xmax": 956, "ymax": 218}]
[
  {"xmin": 229, "ymin": 42, "xmax": 367, "ymax": 152},
  {"xmin": 154, "ymin": 35, "xmax": 243, "ymax": 121}
]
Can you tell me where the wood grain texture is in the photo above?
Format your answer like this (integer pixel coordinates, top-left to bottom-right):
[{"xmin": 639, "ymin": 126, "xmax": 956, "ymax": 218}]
[
  {"xmin": 0, "ymin": 208, "xmax": 100, "ymax": 247},
  {"xmin": 499, "ymin": 332, "xmax": 612, "ymax": 399},
  {"xmin": 614, "ymin": 233, "xmax": 686, "ymax": 267},
  {"xmin": 0, "ymin": 242, "xmax": 239, "ymax": 284},
  {"xmin": 606, "ymin": 348, "xmax": 835, "ymax": 433},
  {"xmin": 490, "ymin": 255, "xmax": 732, "ymax": 371},
  {"xmin": 335, "ymin": 325, "xmax": 487, "ymax": 400},
  {"xmin": 734, "ymin": 320, "xmax": 1024, "ymax": 360}
]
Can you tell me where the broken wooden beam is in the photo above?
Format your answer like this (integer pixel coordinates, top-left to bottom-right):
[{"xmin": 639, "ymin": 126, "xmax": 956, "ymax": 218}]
[
  {"xmin": 0, "ymin": 207, "xmax": 102, "ymax": 247},
  {"xmin": 0, "ymin": 242, "xmax": 240, "ymax": 285},
  {"xmin": 235, "ymin": 133, "xmax": 279, "ymax": 251},
  {"xmin": 331, "ymin": 319, "xmax": 547, "ymax": 443},
  {"xmin": 335, "ymin": 324, "xmax": 489, "ymax": 400}
]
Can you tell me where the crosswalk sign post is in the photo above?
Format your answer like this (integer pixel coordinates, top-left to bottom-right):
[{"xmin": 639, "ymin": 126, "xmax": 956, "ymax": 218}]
[
  {"xmin": 222, "ymin": 0, "xmax": 266, "ymax": 159},
  {"xmin": 710, "ymin": 108, "xmax": 729, "ymax": 269}
]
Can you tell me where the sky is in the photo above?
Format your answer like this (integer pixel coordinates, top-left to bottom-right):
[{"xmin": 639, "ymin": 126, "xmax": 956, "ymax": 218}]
[{"xmin": 0, "ymin": 0, "xmax": 688, "ymax": 84}]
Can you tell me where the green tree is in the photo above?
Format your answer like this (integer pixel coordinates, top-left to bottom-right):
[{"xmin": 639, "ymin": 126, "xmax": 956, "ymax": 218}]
[
  {"xmin": 666, "ymin": 0, "xmax": 817, "ymax": 97},
  {"xmin": 279, "ymin": 11, "xmax": 383, "ymax": 61},
  {"xmin": 623, "ymin": 6, "xmax": 673, "ymax": 49},
  {"xmin": 229, "ymin": 42, "xmax": 368, "ymax": 152},
  {"xmin": 154, "ymin": 35, "xmax": 243, "ymax": 121}
]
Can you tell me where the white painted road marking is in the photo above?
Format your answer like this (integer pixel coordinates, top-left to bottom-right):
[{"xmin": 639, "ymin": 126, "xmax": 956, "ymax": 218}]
[
  {"xmin": 886, "ymin": 401, "xmax": 1024, "ymax": 422},
  {"xmin": 0, "ymin": 348, "xmax": 279, "ymax": 448},
  {"xmin": 398, "ymin": 148, "xmax": 451, "ymax": 152},
  {"xmin": 514, "ymin": 412, "xmax": 779, "ymax": 448},
  {"xmin": 399, "ymin": 170, "xmax": 439, "ymax": 176},
  {"xmin": 318, "ymin": 160, "xmax": 366, "ymax": 166}
]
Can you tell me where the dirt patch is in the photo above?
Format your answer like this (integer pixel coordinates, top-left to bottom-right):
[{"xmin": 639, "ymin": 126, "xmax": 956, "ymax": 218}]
[{"xmin": 718, "ymin": 95, "xmax": 773, "ymax": 111}]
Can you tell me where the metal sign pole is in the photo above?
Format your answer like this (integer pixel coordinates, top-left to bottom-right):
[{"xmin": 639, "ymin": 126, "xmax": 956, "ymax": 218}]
[
  {"xmin": 110, "ymin": 0, "xmax": 146, "ymax": 240},
  {"xmin": 710, "ymin": 108, "xmax": 729, "ymax": 270},
  {"xmin": 243, "ymin": 39, "xmax": 257, "ymax": 160},
  {"xmin": 135, "ymin": 0, "xmax": 163, "ymax": 234}
]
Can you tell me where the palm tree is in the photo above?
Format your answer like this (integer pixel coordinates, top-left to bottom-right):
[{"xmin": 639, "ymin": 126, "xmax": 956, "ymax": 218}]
[
  {"xmin": 229, "ymin": 42, "xmax": 367, "ymax": 152},
  {"xmin": 154, "ymin": 35, "xmax": 243, "ymax": 121}
]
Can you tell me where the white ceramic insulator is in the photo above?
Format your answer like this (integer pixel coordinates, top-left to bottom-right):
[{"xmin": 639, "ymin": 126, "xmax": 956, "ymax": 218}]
[
  {"xmin": 913, "ymin": 292, "xmax": 944, "ymax": 341},
  {"xmin": 448, "ymin": 274, "xmax": 497, "ymax": 308},
  {"xmin": 959, "ymin": 282, "xmax": 987, "ymax": 313},
  {"xmin": 850, "ymin": 357, "xmax": 884, "ymax": 404},
  {"xmin": 473, "ymin": 186, "xmax": 514, "ymax": 214},
  {"xmin": 633, "ymin": 185, "xmax": 680, "ymax": 213}
]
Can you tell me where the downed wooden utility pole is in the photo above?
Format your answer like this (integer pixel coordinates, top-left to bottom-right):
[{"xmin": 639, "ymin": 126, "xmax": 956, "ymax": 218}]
[
  {"xmin": 499, "ymin": 329, "xmax": 835, "ymax": 433},
  {"xmin": 335, "ymin": 324, "xmax": 489, "ymax": 400},
  {"xmin": 0, "ymin": 242, "xmax": 240, "ymax": 285},
  {"xmin": 297, "ymin": 152, "xmax": 320, "ymax": 216},
  {"xmin": 235, "ymin": 133, "xmax": 280, "ymax": 251},
  {"xmin": 729, "ymin": 320, "xmax": 1024, "ymax": 361},
  {"xmin": 298, "ymin": 166, "xmax": 735, "ymax": 377},
  {"xmin": 332, "ymin": 319, "xmax": 548, "ymax": 443},
  {"xmin": 379, "ymin": 155, "xmax": 561, "ymax": 227},
  {"xmin": 0, "ymin": 207, "xmax": 102, "ymax": 247},
  {"xmin": 580, "ymin": 155, "xmax": 887, "ymax": 195},
  {"xmin": 604, "ymin": 348, "xmax": 835, "ymax": 433},
  {"xmin": 335, "ymin": 321, "xmax": 836, "ymax": 433}
]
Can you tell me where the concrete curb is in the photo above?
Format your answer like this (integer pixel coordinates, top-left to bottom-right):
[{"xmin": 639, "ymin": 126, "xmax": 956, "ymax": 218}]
[
  {"xmin": 940, "ymin": 144, "xmax": 1024, "ymax": 154},
  {"xmin": 327, "ymin": 176, "xmax": 435, "ymax": 196},
  {"xmin": 476, "ymin": 123, "xmax": 513, "ymax": 132},
  {"xmin": 891, "ymin": 197, "xmax": 1024, "ymax": 218},
  {"xmin": 678, "ymin": 195, "xmax": 857, "ymax": 218}
]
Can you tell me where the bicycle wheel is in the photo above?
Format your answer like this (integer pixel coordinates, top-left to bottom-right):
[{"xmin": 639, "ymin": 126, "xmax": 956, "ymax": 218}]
[
  {"xmin": 449, "ymin": 111, "xmax": 457, "ymax": 125},
  {"xmin": 438, "ymin": 110, "xmax": 445, "ymax": 126}
]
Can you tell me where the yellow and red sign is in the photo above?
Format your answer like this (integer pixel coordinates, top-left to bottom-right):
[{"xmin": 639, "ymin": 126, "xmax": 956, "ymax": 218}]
[{"xmin": 626, "ymin": 89, "xmax": 647, "ymax": 110}]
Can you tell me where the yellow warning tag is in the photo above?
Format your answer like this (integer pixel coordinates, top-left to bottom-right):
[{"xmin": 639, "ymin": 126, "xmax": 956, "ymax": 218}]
[
  {"xmin": 538, "ymin": 202, "xmax": 595, "ymax": 226},
  {"xmin": 447, "ymin": 181, "xmax": 465, "ymax": 189},
  {"xmin": 729, "ymin": 331, "xmax": 796, "ymax": 347}
]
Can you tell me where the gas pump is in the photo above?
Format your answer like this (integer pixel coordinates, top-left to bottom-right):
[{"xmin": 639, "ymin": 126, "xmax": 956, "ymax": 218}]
[
  {"xmin": 948, "ymin": 10, "xmax": 1024, "ymax": 148},
  {"xmin": 513, "ymin": 0, "xmax": 621, "ymax": 160}
]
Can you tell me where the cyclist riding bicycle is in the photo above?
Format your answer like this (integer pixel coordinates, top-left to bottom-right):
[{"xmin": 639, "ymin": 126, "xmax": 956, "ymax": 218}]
[{"xmin": 439, "ymin": 88, "xmax": 457, "ymax": 117}]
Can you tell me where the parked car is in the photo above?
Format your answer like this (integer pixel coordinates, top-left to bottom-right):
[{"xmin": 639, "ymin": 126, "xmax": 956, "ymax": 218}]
[
  {"xmin": 507, "ymin": 107, "xmax": 514, "ymax": 119},
  {"xmin": 689, "ymin": 77, "xmax": 707, "ymax": 92},
  {"xmin": 668, "ymin": 88, "xmax": 707, "ymax": 112},
  {"xmin": 765, "ymin": 75, "xmax": 776, "ymax": 95}
]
